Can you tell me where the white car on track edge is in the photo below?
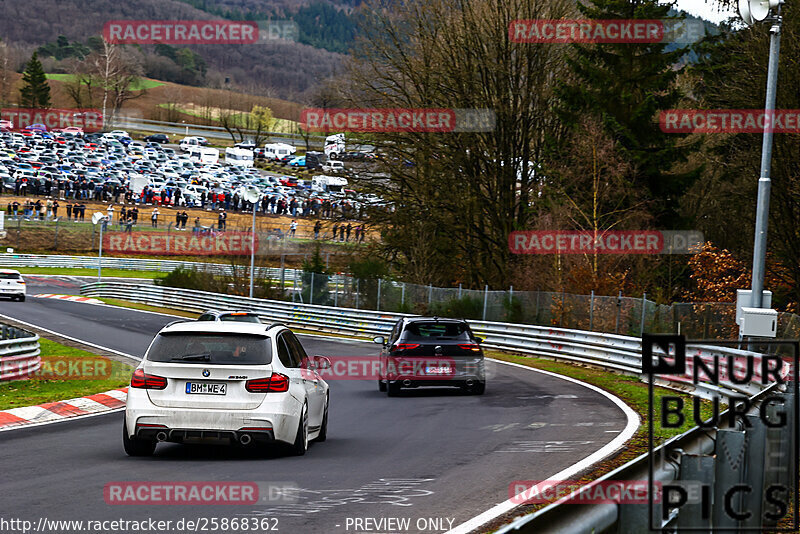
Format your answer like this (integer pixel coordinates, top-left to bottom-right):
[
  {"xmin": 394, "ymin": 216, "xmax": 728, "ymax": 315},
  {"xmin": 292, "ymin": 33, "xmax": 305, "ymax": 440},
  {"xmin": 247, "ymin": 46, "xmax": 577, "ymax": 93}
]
[{"xmin": 124, "ymin": 321, "xmax": 330, "ymax": 456}]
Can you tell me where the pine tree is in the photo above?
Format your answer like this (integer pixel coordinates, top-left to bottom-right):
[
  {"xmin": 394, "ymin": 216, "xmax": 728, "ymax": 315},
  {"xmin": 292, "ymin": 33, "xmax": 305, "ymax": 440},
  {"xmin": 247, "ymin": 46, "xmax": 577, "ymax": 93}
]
[
  {"xmin": 556, "ymin": 0, "xmax": 699, "ymax": 227},
  {"xmin": 19, "ymin": 52, "xmax": 51, "ymax": 109}
]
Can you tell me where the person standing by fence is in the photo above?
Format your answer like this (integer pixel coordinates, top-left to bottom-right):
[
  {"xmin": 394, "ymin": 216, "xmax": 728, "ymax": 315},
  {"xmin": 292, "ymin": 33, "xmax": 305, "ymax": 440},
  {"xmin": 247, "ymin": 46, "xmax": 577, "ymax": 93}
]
[{"xmin": 151, "ymin": 207, "xmax": 159, "ymax": 228}]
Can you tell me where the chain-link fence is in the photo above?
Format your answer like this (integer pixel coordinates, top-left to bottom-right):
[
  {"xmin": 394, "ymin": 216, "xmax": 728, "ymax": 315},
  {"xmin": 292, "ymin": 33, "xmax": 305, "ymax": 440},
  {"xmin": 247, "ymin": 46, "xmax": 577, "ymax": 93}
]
[{"xmin": 282, "ymin": 274, "xmax": 799, "ymax": 340}]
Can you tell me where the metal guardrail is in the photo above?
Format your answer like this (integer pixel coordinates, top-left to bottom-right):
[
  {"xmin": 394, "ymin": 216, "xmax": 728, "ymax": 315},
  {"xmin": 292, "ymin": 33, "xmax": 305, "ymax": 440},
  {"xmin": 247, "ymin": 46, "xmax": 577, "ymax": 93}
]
[
  {"xmin": 115, "ymin": 116, "xmax": 326, "ymax": 146},
  {"xmin": 1, "ymin": 253, "xmax": 302, "ymax": 280},
  {"xmin": 496, "ymin": 381, "xmax": 796, "ymax": 533},
  {"xmin": 0, "ymin": 323, "xmax": 41, "ymax": 381},
  {"xmin": 79, "ymin": 281, "xmax": 765, "ymax": 400}
]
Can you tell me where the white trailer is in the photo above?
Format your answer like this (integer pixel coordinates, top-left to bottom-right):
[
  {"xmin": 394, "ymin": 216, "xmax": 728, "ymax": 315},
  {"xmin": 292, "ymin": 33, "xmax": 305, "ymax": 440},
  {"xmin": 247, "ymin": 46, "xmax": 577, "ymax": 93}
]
[
  {"xmin": 311, "ymin": 175, "xmax": 348, "ymax": 193},
  {"xmin": 225, "ymin": 147, "xmax": 254, "ymax": 168},
  {"xmin": 189, "ymin": 146, "xmax": 219, "ymax": 165},
  {"xmin": 264, "ymin": 143, "xmax": 296, "ymax": 161}
]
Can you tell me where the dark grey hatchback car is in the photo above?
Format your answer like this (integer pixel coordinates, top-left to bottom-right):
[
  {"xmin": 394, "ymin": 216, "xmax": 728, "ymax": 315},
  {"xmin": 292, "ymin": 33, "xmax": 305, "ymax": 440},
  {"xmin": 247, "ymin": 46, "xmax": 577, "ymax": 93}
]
[{"xmin": 374, "ymin": 317, "xmax": 486, "ymax": 396}]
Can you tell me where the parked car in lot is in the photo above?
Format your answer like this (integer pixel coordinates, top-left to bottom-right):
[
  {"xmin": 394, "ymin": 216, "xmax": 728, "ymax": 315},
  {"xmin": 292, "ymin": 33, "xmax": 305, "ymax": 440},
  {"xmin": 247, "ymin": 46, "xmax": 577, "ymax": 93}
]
[
  {"xmin": 0, "ymin": 269, "xmax": 26, "ymax": 301},
  {"xmin": 144, "ymin": 134, "xmax": 169, "ymax": 144},
  {"xmin": 123, "ymin": 321, "xmax": 331, "ymax": 456},
  {"xmin": 374, "ymin": 317, "xmax": 486, "ymax": 396}
]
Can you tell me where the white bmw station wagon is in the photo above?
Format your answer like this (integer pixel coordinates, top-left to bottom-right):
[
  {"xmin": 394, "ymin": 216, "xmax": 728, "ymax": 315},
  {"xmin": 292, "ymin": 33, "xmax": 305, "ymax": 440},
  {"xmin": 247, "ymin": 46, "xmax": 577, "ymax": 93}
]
[{"xmin": 123, "ymin": 321, "xmax": 330, "ymax": 456}]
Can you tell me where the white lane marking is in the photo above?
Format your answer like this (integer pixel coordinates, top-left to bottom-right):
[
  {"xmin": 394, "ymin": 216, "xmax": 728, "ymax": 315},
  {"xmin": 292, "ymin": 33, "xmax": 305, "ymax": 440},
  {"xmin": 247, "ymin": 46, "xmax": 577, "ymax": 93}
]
[
  {"xmin": 445, "ymin": 359, "xmax": 640, "ymax": 534},
  {"xmin": 0, "ymin": 313, "xmax": 141, "ymax": 363}
]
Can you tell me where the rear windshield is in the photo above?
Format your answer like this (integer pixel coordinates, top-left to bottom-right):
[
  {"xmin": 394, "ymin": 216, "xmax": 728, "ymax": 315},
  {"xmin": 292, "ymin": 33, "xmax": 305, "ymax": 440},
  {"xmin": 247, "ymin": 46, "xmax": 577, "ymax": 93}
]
[
  {"xmin": 220, "ymin": 314, "xmax": 261, "ymax": 323},
  {"xmin": 0, "ymin": 273, "xmax": 21, "ymax": 280},
  {"xmin": 404, "ymin": 322, "xmax": 470, "ymax": 340},
  {"xmin": 147, "ymin": 333, "xmax": 272, "ymax": 365}
]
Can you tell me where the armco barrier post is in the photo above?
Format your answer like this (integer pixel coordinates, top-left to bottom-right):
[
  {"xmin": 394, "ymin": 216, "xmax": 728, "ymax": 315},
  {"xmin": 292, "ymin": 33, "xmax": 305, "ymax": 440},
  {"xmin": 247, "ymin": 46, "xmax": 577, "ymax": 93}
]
[
  {"xmin": 356, "ymin": 279, "xmax": 360, "ymax": 309},
  {"xmin": 742, "ymin": 413, "xmax": 768, "ymax": 529},
  {"xmin": 376, "ymin": 279, "xmax": 381, "ymax": 311},
  {"xmin": 589, "ymin": 290, "xmax": 595, "ymax": 331},
  {"xmin": 640, "ymin": 293, "xmax": 647, "ymax": 335},
  {"xmin": 401, "ymin": 283, "xmax": 405, "ymax": 307},
  {"xmin": 310, "ymin": 272, "xmax": 314, "ymax": 305},
  {"xmin": 713, "ymin": 429, "xmax": 746, "ymax": 531},
  {"xmin": 675, "ymin": 454, "xmax": 714, "ymax": 530},
  {"xmin": 280, "ymin": 254, "xmax": 285, "ymax": 290},
  {"xmin": 615, "ymin": 290, "xmax": 622, "ymax": 334},
  {"xmin": 483, "ymin": 285, "xmax": 488, "ymax": 321}
]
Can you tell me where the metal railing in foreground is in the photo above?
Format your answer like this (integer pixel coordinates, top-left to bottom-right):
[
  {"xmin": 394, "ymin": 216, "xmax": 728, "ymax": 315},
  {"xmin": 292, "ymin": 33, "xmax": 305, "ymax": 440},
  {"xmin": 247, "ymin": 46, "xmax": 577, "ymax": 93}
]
[
  {"xmin": 0, "ymin": 323, "xmax": 41, "ymax": 381},
  {"xmin": 496, "ymin": 378, "xmax": 797, "ymax": 533}
]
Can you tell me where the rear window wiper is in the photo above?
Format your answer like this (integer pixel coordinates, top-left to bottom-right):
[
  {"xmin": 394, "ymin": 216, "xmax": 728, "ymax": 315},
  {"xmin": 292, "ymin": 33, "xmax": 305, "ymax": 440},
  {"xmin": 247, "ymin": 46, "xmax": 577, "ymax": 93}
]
[{"xmin": 173, "ymin": 353, "xmax": 211, "ymax": 362}]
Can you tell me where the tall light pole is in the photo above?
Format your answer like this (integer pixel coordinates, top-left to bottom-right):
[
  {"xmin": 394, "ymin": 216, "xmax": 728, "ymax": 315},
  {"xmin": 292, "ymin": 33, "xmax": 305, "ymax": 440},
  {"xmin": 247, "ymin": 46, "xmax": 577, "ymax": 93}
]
[
  {"xmin": 740, "ymin": 0, "xmax": 784, "ymax": 309},
  {"xmin": 244, "ymin": 186, "xmax": 261, "ymax": 298},
  {"xmin": 91, "ymin": 212, "xmax": 107, "ymax": 281}
]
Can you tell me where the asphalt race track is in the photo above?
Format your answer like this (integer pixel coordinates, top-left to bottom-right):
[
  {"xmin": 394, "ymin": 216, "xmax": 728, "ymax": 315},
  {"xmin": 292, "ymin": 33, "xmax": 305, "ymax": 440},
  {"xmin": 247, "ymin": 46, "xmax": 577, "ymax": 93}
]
[{"xmin": 0, "ymin": 279, "xmax": 630, "ymax": 534}]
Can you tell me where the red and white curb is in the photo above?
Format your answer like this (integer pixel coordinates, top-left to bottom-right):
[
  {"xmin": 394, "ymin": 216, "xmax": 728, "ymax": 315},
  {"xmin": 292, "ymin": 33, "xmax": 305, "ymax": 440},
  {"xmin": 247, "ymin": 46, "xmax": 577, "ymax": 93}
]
[
  {"xmin": 0, "ymin": 387, "xmax": 127, "ymax": 430},
  {"xmin": 34, "ymin": 294, "xmax": 105, "ymax": 305}
]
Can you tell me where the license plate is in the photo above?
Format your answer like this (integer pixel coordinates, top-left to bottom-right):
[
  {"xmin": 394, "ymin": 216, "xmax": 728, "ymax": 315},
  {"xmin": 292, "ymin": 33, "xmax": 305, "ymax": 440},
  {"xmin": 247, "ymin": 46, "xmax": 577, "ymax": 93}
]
[
  {"xmin": 185, "ymin": 382, "xmax": 227, "ymax": 395},
  {"xmin": 425, "ymin": 366, "xmax": 451, "ymax": 375}
]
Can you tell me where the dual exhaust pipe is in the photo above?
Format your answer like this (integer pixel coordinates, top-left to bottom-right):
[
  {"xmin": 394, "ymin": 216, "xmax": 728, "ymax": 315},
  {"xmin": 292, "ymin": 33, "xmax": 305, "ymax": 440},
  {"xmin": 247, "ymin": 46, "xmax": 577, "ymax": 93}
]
[{"xmin": 153, "ymin": 430, "xmax": 252, "ymax": 445}]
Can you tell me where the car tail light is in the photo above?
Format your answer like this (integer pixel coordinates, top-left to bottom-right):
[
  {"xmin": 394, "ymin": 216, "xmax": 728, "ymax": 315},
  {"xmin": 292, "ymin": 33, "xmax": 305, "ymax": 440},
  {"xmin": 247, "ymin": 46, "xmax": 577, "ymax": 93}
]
[
  {"xmin": 392, "ymin": 343, "xmax": 420, "ymax": 351},
  {"xmin": 246, "ymin": 373, "xmax": 289, "ymax": 393},
  {"xmin": 130, "ymin": 368, "xmax": 167, "ymax": 389},
  {"xmin": 458, "ymin": 344, "xmax": 482, "ymax": 352}
]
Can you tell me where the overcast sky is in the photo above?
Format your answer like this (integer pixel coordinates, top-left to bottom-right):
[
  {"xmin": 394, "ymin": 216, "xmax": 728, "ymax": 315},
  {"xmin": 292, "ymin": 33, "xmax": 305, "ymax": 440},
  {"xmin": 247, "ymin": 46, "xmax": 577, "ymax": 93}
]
[{"xmin": 668, "ymin": 0, "xmax": 738, "ymax": 23}]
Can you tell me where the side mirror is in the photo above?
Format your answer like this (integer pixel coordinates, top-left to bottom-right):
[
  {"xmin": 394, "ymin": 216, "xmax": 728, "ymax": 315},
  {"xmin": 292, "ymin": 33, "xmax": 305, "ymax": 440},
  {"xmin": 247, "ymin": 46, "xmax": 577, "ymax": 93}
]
[
  {"xmin": 475, "ymin": 337, "xmax": 484, "ymax": 344},
  {"xmin": 373, "ymin": 336, "xmax": 385, "ymax": 345},
  {"xmin": 314, "ymin": 356, "xmax": 331, "ymax": 370}
]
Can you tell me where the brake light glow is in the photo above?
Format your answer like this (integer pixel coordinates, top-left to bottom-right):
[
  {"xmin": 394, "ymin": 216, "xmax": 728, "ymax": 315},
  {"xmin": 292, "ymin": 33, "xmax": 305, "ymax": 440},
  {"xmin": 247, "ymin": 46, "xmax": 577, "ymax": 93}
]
[
  {"xmin": 130, "ymin": 368, "xmax": 167, "ymax": 389},
  {"xmin": 458, "ymin": 344, "xmax": 482, "ymax": 352},
  {"xmin": 392, "ymin": 344, "xmax": 420, "ymax": 351},
  {"xmin": 246, "ymin": 373, "xmax": 289, "ymax": 393}
]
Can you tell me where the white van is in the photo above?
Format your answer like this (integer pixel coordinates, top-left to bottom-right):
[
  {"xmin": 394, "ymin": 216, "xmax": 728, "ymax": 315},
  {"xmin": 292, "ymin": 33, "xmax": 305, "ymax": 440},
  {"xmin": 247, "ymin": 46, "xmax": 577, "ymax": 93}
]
[
  {"xmin": 322, "ymin": 160, "xmax": 345, "ymax": 173},
  {"xmin": 188, "ymin": 146, "xmax": 219, "ymax": 165},
  {"xmin": 180, "ymin": 136, "xmax": 203, "ymax": 152},
  {"xmin": 225, "ymin": 147, "xmax": 254, "ymax": 168},
  {"xmin": 264, "ymin": 143, "xmax": 296, "ymax": 161}
]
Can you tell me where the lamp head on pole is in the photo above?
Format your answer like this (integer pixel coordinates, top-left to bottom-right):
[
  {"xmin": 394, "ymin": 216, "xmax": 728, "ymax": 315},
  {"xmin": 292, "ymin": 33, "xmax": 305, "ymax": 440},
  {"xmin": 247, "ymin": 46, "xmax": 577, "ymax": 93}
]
[{"xmin": 739, "ymin": 0, "xmax": 782, "ymax": 25}]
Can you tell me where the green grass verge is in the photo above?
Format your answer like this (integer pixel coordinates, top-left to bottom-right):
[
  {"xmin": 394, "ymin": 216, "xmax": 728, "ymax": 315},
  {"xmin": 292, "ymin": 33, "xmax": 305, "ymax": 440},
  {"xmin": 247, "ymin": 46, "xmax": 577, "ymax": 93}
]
[
  {"xmin": 96, "ymin": 297, "xmax": 199, "ymax": 318},
  {"xmin": 15, "ymin": 267, "xmax": 161, "ymax": 279},
  {"xmin": 0, "ymin": 339, "xmax": 133, "ymax": 410},
  {"xmin": 46, "ymin": 73, "xmax": 163, "ymax": 91}
]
